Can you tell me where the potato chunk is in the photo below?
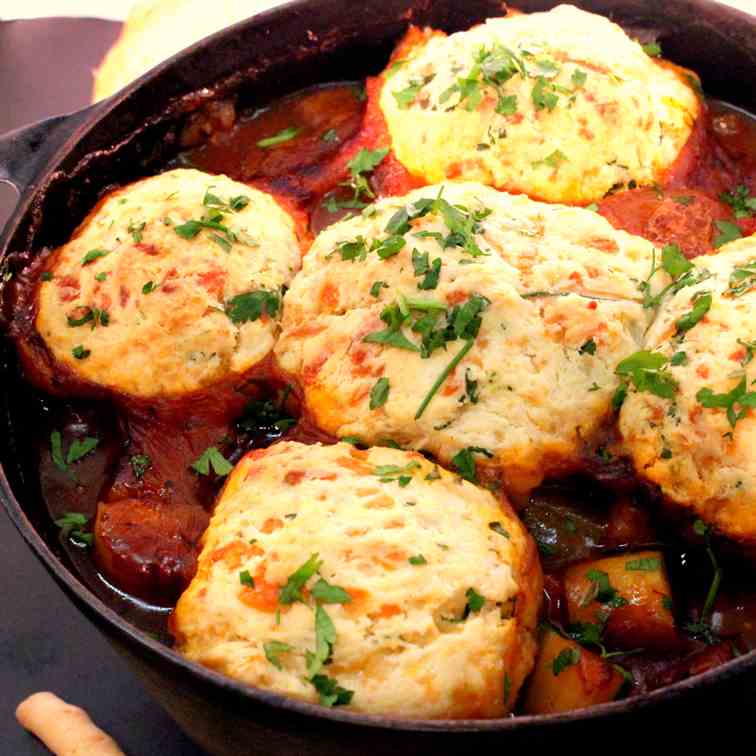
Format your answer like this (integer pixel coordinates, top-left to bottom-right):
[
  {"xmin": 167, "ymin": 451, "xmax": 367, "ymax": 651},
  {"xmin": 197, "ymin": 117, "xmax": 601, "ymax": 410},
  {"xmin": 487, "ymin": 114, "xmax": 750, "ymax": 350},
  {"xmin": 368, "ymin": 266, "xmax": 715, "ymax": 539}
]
[
  {"xmin": 522, "ymin": 629, "xmax": 625, "ymax": 714},
  {"xmin": 564, "ymin": 551, "xmax": 677, "ymax": 651}
]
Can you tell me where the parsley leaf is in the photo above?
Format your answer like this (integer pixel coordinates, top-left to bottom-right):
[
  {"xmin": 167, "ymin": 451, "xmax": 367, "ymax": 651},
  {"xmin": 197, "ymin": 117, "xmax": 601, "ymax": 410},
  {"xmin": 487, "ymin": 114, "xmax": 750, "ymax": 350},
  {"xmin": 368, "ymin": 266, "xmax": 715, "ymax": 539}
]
[
  {"xmin": 130, "ymin": 454, "xmax": 151, "ymax": 479},
  {"xmin": 81, "ymin": 248, "xmax": 110, "ymax": 266},
  {"xmin": 225, "ymin": 289, "xmax": 280, "ymax": 324},
  {"xmin": 725, "ymin": 258, "xmax": 756, "ymax": 298},
  {"xmin": 239, "ymin": 570, "xmax": 255, "ymax": 588},
  {"xmin": 257, "ymin": 127, "xmax": 300, "ymax": 148},
  {"xmin": 552, "ymin": 647, "xmax": 580, "ymax": 676},
  {"xmin": 369, "ymin": 377, "xmax": 390, "ymax": 410},
  {"xmin": 625, "ymin": 557, "xmax": 662, "ymax": 571},
  {"xmin": 54, "ymin": 512, "xmax": 93, "ymax": 548},
  {"xmin": 713, "ymin": 220, "xmax": 743, "ymax": 248},
  {"xmin": 306, "ymin": 604, "xmax": 336, "ymax": 677},
  {"xmin": 263, "ymin": 640, "xmax": 293, "ymax": 670},
  {"xmin": 191, "ymin": 446, "xmax": 233, "ymax": 477},
  {"xmin": 465, "ymin": 587, "xmax": 486, "ymax": 613},
  {"xmin": 279, "ymin": 554, "xmax": 322, "ymax": 605},
  {"xmin": 71, "ymin": 345, "xmax": 90, "ymax": 360},
  {"xmin": 675, "ymin": 291, "xmax": 711, "ymax": 336},
  {"xmin": 408, "ymin": 554, "xmax": 427, "ymax": 566},
  {"xmin": 310, "ymin": 674, "xmax": 354, "ymax": 707},
  {"xmin": 451, "ymin": 446, "xmax": 493, "ymax": 484},
  {"xmin": 697, "ymin": 375, "xmax": 756, "ymax": 428},
  {"xmin": 720, "ymin": 185, "xmax": 756, "ymax": 218},
  {"xmin": 311, "ymin": 578, "xmax": 351, "ymax": 605},
  {"xmin": 579, "ymin": 338, "xmax": 597, "ymax": 356},
  {"xmin": 615, "ymin": 350, "xmax": 677, "ymax": 400},
  {"xmin": 581, "ymin": 569, "xmax": 628, "ymax": 609}
]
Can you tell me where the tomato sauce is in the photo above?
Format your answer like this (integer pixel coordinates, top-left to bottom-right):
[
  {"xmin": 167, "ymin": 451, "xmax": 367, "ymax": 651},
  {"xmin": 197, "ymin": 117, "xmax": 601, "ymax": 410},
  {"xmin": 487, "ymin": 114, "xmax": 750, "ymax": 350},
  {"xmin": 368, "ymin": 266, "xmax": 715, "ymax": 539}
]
[{"xmin": 6, "ymin": 69, "xmax": 756, "ymax": 700}]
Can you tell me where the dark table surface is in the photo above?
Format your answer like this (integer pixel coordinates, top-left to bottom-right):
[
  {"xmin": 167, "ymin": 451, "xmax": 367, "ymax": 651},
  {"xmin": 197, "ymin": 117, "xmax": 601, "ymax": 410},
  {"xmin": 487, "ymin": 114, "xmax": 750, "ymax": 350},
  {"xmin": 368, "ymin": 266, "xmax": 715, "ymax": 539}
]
[
  {"xmin": 3, "ymin": 13, "xmax": 756, "ymax": 756},
  {"xmin": 0, "ymin": 17, "xmax": 205, "ymax": 755}
]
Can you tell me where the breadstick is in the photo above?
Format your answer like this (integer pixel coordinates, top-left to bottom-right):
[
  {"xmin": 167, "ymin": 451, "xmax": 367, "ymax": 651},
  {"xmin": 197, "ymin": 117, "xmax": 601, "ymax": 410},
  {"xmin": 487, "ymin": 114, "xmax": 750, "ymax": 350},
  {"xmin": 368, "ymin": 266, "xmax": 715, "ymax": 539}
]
[{"xmin": 16, "ymin": 692, "xmax": 125, "ymax": 756}]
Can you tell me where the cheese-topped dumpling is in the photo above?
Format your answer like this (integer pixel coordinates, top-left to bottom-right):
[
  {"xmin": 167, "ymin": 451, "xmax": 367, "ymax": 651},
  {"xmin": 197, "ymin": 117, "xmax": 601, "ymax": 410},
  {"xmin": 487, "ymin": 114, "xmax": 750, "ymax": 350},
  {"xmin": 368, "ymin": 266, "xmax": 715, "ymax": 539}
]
[
  {"xmin": 276, "ymin": 182, "xmax": 661, "ymax": 493},
  {"xmin": 35, "ymin": 168, "xmax": 301, "ymax": 398},
  {"xmin": 379, "ymin": 4, "xmax": 700, "ymax": 204},
  {"xmin": 618, "ymin": 238, "xmax": 756, "ymax": 544},
  {"xmin": 173, "ymin": 441, "xmax": 542, "ymax": 718}
]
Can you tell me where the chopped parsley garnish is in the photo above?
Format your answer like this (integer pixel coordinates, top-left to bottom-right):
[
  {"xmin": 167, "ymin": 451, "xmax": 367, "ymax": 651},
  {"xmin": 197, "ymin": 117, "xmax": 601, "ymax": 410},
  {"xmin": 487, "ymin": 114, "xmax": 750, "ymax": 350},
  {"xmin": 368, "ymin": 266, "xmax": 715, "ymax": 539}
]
[
  {"xmin": 129, "ymin": 454, "xmax": 152, "ymax": 479},
  {"xmin": 450, "ymin": 446, "xmax": 493, "ymax": 484},
  {"xmin": 393, "ymin": 81, "xmax": 424, "ymax": 109},
  {"xmin": 173, "ymin": 219, "xmax": 203, "ymax": 239},
  {"xmin": 625, "ymin": 557, "xmax": 661, "ymax": 571},
  {"xmin": 81, "ymin": 248, "xmax": 110, "ymax": 266},
  {"xmin": 637, "ymin": 243, "xmax": 710, "ymax": 311},
  {"xmin": 713, "ymin": 220, "xmax": 743, "ymax": 248},
  {"xmin": 310, "ymin": 578, "xmax": 351, "ymax": 605},
  {"xmin": 641, "ymin": 41, "xmax": 662, "ymax": 57},
  {"xmin": 614, "ymin": 350, "xmax": 677, "ymax": 407},
  {"xmin": 321, "ymin": 128, "xmax": 339, "ymax": 143},
  {"xmin": 534, "ymin": 149, "xmax": 568, "ymax": 169},
  {"xmin": 581, "ymin": 569, "xmax": 627, "ymax": 609},
  {"xmin": 279, "ymin": 553, "xmax": 322, "ymax": 605},
  {"xmin": 464, "ymin": 369, "xmax": 479, "ymax": 404},
  {"xmin": 190, "ymin": 446, "xmax": 233, "ymax": 477},
  {"xmin": 440, "ymin": 43, "xmax": 525, "ymax": 115},
  {"xmin": 720, "ymin": 185, "xmax": 756, "ymax": 218},
  {"xmin": 369, "ymin": 377, "xmax": 390, "ymax": 410},
  {"xmin": 579, "ymin": 338, "xmax": 597, "ymax": 356},
  {"xmin": 310, "ymin": 674, "xmax": 354, "ymax": 708},
  {"xmin": 142, "ymin": 280, "xmax": 157, "ymax": 295},
  {"xmin": 306, "ymin": 604, "xmax": 336, "ymax": 677},
  {"xmin": 326, "ymin": 148, "xmax": 388, "ymax": 212},
  {"xmin": 67, "ymin": 306, "xmax": 109, "ymax": 329},
  {"xmin": 257, "ymin": 126, "xmax": 300, "ymax": 148},
  {"xmin": 50, "ymin": 432, "xmax": 99, "ymax": 474},
  {"xmin": 263, "ymin": 640, "xmax": 293, "ymax": 670},
  {"xmin": 670, "ymin": 351, "xmax": 688, "ymax": 366},
  {"xmin": 412, "ymin": 249, "xmax": 443, "ymax": 290},
  {"xmin": 552, "ymin": 647, "xmax": 580, "ymax": 676},
  {"xmin": 408, "ymin": 554, "xmax": 427, "ymax": 566},
  {"xmin": 738, "ymin": 338, "xmax": 756, "ymax": 366},
  {"xmin": 370, "ymin": 281, "xmax": 388, "ymax": 297},
  {"xmin": 684, "ymin": 520, "xmax": 723, "ymax": 644},
  {"xmin": 94, "ymin": 272, "xmax": 107, "ymax": 282},
  {"xmin": 465, "ymin": 587, "xmax": 486, "ymax": 613},
  {"xmin": 531, "ymin": 75, "xmax": 559, "ymax": 111},
  {"xmin": 202, "ymin": 187, "xmax": 250, "ymax": 211},
  {"xmin": 40, "ymin": 271, "xmax": 53, "ymax": 282},
  {"xmin": 571, "ymin": 69, "xmax": 587, "ymax": 88},
  {"xmin": 239, "ymin": 569, "xmax": 255, "ymax": 588},
  {"xmin": 71, "ymin": 345, "xmax": 90, "ymax": 360},
  {"xmin": 724, "ymin": 258, "xmax": 756, "ymax": 298},
  {"xmin": 413, "ymin": 294, "xmax": 490, "ymax": 418},
  {"xmin": 128, "ymin": 220, "xmax": 146, "ymax": 243},
  {"xmin": 697, "ymin": 375, "xmax": 756, "ymax": 428},
  {"xmin": 373, "ymin": 461, "xmax": 420, "ymax": 486},
  {"xmin": 54, "ymin": 512, "xmax": 93, "ymax": 548},
  {"xmin": 225, "ymin": 289, "xmax": 281, "ymax": 324},
  {"xmin": 675, "ymin": 291, "xmax": 711, "ymax": 336}
]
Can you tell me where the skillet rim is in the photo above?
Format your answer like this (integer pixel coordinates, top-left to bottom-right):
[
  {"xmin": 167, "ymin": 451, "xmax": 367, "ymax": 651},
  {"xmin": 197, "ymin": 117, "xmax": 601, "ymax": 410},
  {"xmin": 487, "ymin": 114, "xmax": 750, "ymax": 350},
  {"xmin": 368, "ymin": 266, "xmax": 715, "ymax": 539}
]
[{"xmin": 2, "ymin": 0, "xmax": 756, "ymax": 733}]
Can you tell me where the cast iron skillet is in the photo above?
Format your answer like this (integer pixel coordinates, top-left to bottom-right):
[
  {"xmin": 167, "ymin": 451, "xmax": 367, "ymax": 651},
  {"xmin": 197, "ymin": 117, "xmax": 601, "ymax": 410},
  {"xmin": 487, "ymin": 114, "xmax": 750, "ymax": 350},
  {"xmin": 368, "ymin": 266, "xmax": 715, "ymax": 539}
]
[{"xmin": 1, "ymin": 1, "xmax": 756, "ymax": 753}]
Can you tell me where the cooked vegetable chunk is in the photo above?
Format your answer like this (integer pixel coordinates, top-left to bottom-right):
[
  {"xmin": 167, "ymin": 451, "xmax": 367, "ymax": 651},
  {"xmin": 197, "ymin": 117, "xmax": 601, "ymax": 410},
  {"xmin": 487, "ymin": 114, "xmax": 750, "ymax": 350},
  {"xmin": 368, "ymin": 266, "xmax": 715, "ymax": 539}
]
[
  {"xmin": 522, "ymin": 629, "xmax": 625, "ymax": 714},
  {"xmin": 564, "ymin": 551, "xmax": 677, "ymax": 650}
]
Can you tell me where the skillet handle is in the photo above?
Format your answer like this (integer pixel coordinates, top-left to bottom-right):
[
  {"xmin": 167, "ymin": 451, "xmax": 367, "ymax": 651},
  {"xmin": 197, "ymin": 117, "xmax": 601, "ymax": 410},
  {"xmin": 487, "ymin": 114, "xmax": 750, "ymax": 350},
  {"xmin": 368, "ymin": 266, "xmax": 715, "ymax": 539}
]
[{"xmin": 0, "ymin": 107, "xmax": 95, "ymax": 194}]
